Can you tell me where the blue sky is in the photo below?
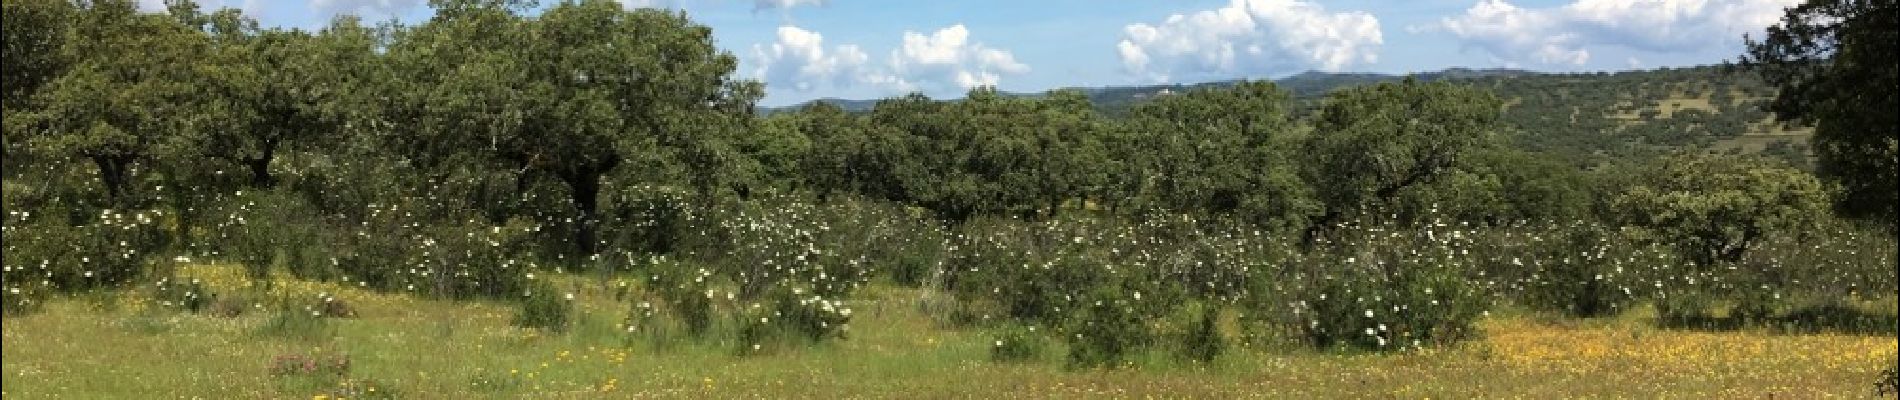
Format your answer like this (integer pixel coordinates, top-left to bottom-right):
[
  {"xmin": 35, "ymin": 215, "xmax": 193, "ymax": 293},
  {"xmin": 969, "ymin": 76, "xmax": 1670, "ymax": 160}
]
[{"xmin": 150, "ymin": 0, "xmax": 1798, "ymax": 106}]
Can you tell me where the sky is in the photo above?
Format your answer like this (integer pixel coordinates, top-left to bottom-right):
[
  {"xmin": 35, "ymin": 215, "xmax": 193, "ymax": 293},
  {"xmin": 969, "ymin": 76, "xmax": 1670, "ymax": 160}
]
[{"xmin": 141, "ymin": 0, "xmax": 1801, "ymax": 106}]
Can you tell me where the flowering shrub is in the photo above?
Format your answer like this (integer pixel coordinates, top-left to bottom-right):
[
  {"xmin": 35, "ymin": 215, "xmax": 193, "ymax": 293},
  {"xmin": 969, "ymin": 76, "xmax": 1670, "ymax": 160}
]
[
  {"xmin": 512, "ymin": 281, "xmax": 572, "ymax": 333},
  {"xmin": 732, "ymin": 283, "xmax": 854, "ymax": 355},
  {"xmin": 679, "ymin": 196, "xmax": 877, "ymax": 300},
  {"xmin": 2, "ymin": 208, "xmax": 167, "ymax": 294},
  {"xmin": 643, "ymin": 257, "xmax": 718, "ymax": 337},
  {"xmin": 990, "ymin": 324, "xmax": 1047, "ymax": 363},
  {"xmin": 149, "ymin": 276, "xmax": 215, "ymax": 312},
  {"xmin": 1472, "ymin": 223, "xmax": 1655, "ymax": 317},
  {"xmin": 1288, "ymin": 222, "xmax": 1489, "ymax": 351},
  {"xmin": 1064, "ymin": 283, "xmax": 1154, "ymax": 369}
]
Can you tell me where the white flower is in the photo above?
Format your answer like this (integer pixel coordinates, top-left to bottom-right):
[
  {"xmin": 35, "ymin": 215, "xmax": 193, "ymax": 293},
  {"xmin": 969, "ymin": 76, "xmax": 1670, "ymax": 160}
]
[
  {"xmin": 995, "ymin": 340, "xmax": 1004, "ymax": 347},
  {"xmin": 1364, "ymin": 328, "xmax": 1377, "ymax": 336},
  {"xmin": 1364, "ymin": 310, "xmax": 1374, "ymax": 318},
  {"xmin": 564, "ymin": 293, "xmax": 575, "ymax": 301}
]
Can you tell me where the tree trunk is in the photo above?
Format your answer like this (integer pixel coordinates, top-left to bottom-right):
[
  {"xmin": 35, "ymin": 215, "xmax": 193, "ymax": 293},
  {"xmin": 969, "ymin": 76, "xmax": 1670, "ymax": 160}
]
[
  {"xmin": 246, "ymin": 157, "xmax": 274, "ymax": 188},
  {"xmin": 247, "ymin": 136, "xmax": 281, "ymax": 188},
  {"xmin": 91, "ymin": 155, "xmax": 132, "ymax": 202},
  {"xmin": 563, "ymin": 171, "xmax": 602, "ymax": 256}
]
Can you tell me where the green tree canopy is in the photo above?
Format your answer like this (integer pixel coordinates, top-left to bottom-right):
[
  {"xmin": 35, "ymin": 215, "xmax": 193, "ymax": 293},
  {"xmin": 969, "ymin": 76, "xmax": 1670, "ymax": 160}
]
[
  {"xmin": 1301, "ymin": 78, "xmax": 1503, "ymax": 242},
  {"xmin": 1742, "ymin": 0, "xmax": 1898, "ymax": 230},
  {"xmin": 1123, "ymin": 81, "xmax": 1314, "ymax": 230},
  {"xmin": 388, "ymin": 0, "xmax": 760, "ymax": 253},
  {"xmin": 19, "ymin": 0, "xmax": 211, "ymax": 201},
  {"xmin": 190, "ymin": 10, "xmax": 383, "ymax": 188},
  {"xmin": 1613, "ymin": 154, "xmax": 1828, "ymax": 266}
]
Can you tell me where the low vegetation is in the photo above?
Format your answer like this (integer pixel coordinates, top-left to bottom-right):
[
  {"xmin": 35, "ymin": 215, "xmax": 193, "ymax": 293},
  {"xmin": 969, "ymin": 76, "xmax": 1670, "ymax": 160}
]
[{"xmin": 2, "ymin": 0, "xmax": 1894, "ymax": 397}]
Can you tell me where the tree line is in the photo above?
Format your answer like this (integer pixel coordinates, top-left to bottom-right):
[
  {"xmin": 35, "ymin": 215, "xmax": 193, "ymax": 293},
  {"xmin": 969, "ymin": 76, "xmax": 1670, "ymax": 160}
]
[{"xmin": 2, "ymin": 0, "xmax": 1892, "ymax": 270}]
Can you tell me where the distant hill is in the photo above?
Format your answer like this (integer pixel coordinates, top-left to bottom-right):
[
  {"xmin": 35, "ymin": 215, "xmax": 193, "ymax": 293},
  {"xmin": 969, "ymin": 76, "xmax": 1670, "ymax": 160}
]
[
  {"xmin": 764, "ymin": 66, "xmax": 1809, "ymax": 168},
  {"xmin": 765, "ymin": 67, "xmax": 1538, "ymax": 115}
]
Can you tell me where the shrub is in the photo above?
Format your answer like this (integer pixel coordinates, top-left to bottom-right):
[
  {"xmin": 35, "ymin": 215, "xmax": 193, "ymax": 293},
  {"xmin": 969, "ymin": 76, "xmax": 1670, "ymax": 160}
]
[
  {"xmin": 1178, "ymin": 306, "xmax": 1225, "ymax": 365},
  {"xmin": 1291, "ymin": 222, "xmax": 1489, "ymax": 351},
  {"xmin": 1488, "ymin": 224, "xmax": 1649, "ymax": 318},
  {"xmin": 1, "ymin": 208, "xmax": 167, "ymax": 293},
  {"xmin": 149, "ymin": 276, "xmax": 215, "ymax": 313},
  {"xmin": 734, "ymin": 286, "xmax": 854, "ymax": 355},
  {"xmin": 680, "ymin": 196, "xmax": 879, "ymax": 300},
  {"xmin": 214, "ymin": 190, "xmax": 311, "ymax": 288},
  {"xmin": 1879, "ymin": 362, "xmax": 1898, "ymax": 397},
  {"xmin": 1655, "ymin": 290, "xmax": 1717, "ymax": 328},
  {"xmin": 990, "ymin": 324, "xmax": 1046, "ymax": 363},
  {"xmin": 1, "ymin": 283, "xmax": 43, "ymax": 316},
  {"xmin": 645, "ymin": 257, "xmax": 717, "ymax": 337},
  {"xmin": 512, "ymin": 282, "xmax": 572, "ymax": 333},
  {"xmin": 1064, "ymin": 283, "xmax": 1154, "ymax": 369}
]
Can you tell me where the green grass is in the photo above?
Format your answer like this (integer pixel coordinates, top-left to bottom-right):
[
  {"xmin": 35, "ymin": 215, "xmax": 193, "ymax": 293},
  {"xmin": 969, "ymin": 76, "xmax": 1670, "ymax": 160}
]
[{"xmin": 4, "ymin": 265, "xmax": 1894, "ymax": 398}]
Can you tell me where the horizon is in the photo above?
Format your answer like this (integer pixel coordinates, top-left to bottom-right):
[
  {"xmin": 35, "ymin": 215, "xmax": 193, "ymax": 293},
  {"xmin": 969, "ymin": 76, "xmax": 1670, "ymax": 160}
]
[{"xmin": 136, "ymin": 0, "xmax": 1797, "ymax": 106}]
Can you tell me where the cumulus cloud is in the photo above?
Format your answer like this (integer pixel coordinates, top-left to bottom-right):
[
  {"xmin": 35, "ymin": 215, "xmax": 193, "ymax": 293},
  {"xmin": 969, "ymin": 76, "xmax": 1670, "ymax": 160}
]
[
  {"xmin": 617, "ymin": 0, "xmax": 686, "ymax": 9},
  {"xmin": 137, "ymin": 0, "xmax": 267, "ymax": 15},
  {"xmin": 1114, "ymin": 0, "xmax": 1383, "ymax": 83},
  {"xmin": 1427, "ymin": 0, "xmax": 1798, "ymax": 66},
  {"xmin": 748, "ymin": 24, "xmax": 1030, "ymax": 96},
  {"xmin": 884, "ymin": 24, "xmax": 1030, "ymax": 91},
  {"xmin": 309, "ymin": 0, "xmax": 424, "ymax": 18},
  {"xmin": 751, "ymin": 26, "xmax": 872, "ymax": 92},
  {"xmin": 753, "ymin": 0, "xmax": 826, "ymax": 12}
]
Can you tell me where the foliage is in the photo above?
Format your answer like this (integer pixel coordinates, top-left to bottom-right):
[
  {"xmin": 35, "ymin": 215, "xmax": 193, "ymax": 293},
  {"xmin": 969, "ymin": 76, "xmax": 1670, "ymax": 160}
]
[
  {"xmin": 1177, "ymin": 305, "xmax": 1225, "ymax": 364},
  {"xmin": 16, "ymin": 0, "xmax": 210, "ymax": 201},
  {"xmin": 868, "ymin": 88, "xmax": 1110, "ymax": 222},
  {"xmin": 1064, "ymin": 283, "xmax": 1154, "ymax": 369},
  {"xmin": 386, "ymin": 0, "xmax": 760, "ymax": 254},
  {"xmin": 1302, "ymin": 78, "xmax": 1503, "ymax": 242},
  {"xmin": 1613, "ymin": 154, "xmax": 1829, "ymax": 266},
  {"xmin": 149, "ymin": 275, "xmax": 215, "ymax": 313},
  {"xmin": 0, "ymin": 207, "xmax": 167, "ymax": 293},
  {"xmin": 1743, "ymin": 0, "xmax": 1898, "ymax": 229},
  {"xmin": 1881, "ymin": 362, "xmax": 1899, "ymax": 397},
  {"xmin": 512, "ymin": 281, "xmax": 572, "ymax": 333},
  {"xmin": 990, "ymin": 324, "xmax": 1047, "ymax": 363},
  {"xmin": 1122, "ymin": 81, "xmax": 1316, "ymax": 231}
]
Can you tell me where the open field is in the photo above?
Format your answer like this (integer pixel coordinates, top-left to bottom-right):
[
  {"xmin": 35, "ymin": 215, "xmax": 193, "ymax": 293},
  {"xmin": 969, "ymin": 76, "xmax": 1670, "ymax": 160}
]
[{"xmin": 4, "ymin": 265, "xmax": 1892, "ymax": 399}]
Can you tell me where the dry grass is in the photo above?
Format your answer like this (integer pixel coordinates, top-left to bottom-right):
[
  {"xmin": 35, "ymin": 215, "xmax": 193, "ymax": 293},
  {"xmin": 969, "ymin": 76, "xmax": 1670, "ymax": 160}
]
[{"xmin": 4, "ymin": 265, "xmax": 1894, "ymax": 398}]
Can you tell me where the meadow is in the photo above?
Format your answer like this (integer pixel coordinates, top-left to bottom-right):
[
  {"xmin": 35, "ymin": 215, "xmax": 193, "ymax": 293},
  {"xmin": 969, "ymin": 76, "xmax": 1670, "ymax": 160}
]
[
  {"xmin": 6, "ymin": 1, "xmax": 1898, "ymax": 398},
  {"xmin": 4, "ymin": 264, "xmax": 1893, "ymax": 399}
]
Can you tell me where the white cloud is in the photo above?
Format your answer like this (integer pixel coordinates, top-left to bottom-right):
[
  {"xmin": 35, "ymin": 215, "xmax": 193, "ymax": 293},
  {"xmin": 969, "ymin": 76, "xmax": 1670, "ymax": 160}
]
[
  {"xmin": 748, "ymin": 24, "xmax": 1030, "ymax": 96},
  {"xmin": 1429, "ymin": 0, "xmax": 1798, "ymax": 66},
  {"xmin": 309, "ymin": 0, "xmax": 424, "ymax": 19},
  {"xmin": 616, "ymin": 0, "xmax": 679, "ymax": 9},
  {"xmin": 751, "ymin": 26, "xmax": 871, "ymax": 92},
  {"xmin": 885, "ymin": 24, "xmax": 1030, "ymax": 91},
  {"xmin": 1114, "ymin": 0, "xmax": 1383, "ymax": 83},
  {"xmin": 137, "ymin": 0, "xmax": 268, "ymax": 15},
  {"xmin": 753, "ymin": 0, "xmax": 826, "ymax": 12}
]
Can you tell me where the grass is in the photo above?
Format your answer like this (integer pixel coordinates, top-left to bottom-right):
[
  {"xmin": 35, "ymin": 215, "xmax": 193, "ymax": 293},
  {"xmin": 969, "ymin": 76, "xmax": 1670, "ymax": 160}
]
[{"xmin": 4, "ymin": 265, "xmax": 1895, "ymax": 398}]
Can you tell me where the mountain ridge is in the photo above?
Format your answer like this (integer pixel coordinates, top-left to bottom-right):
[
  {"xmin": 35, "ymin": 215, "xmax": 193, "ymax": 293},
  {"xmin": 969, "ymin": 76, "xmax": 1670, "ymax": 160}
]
[{"xmin": 763, "ymin": 67, "xmax": 1541, "ymax": 114}]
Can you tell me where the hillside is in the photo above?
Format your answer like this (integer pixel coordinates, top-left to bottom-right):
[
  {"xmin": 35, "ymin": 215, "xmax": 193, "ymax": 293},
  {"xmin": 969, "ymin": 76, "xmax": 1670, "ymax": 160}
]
[{"xmin": 775, "ymin": 66, "xmax": 1810, "ymax": 167}]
